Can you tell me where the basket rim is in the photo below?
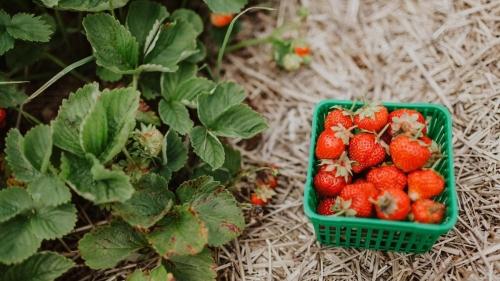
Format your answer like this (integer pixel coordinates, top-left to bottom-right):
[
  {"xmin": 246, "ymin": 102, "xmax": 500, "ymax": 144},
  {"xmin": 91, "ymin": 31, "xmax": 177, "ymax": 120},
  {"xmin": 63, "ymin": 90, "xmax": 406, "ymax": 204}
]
[{"xmin": 303, "ymin": 100, "xmax": 458, "ymax": 234}]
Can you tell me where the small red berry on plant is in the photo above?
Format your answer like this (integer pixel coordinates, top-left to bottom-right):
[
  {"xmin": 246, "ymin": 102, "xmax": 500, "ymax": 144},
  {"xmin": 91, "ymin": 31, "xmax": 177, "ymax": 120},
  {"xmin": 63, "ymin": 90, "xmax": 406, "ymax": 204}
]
[
  {"xmin": 410, "ymin": 199, "xmax": 445, "ymax": 224},
  {"xmin": 294, "ymin": 46, "xmax": 311, "ymax": 57},
  {"xmin": 210, "ymin": 13, "xmax": 234, "ymax": 27}
]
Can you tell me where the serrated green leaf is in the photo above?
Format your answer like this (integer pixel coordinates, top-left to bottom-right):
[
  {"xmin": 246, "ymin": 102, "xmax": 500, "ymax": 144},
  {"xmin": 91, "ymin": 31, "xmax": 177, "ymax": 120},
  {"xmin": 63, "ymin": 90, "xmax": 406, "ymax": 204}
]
[
  {"xmin": 147, "ymin": 205, "xmax": 208, "ymax": 258},
  {"xmin": 5, "ymin": 41, "xmax": 46, "ymax": 70},
  {"xmin": 192, "ymin": 145, "xmax": 241, "ymax": 183},
  {"xmin": 0, "ymin": 187, "xmax": 32, "ymax": 223},
  {"xmin": 29, "ymin": 203, "xmax": 77, "ymax": 240},
  {"xmin": 1, "ymin": 251, "xmax": 74, "ymax": 281},
  {"xmin": 176, "ymin": 176, "xmax": 219, "ymax": 204},
  {"xmin": 0, "ymin": 33, "xmax": 14, "ymax": 55},
  {"xmin": 47, "ymin": 0, "xmax": 129, "ymax": 11},
  {"xmin": 0, "ymin": 79, "xmax": 27, "ymax": 108},
  {"xmin": 6, "ymin": 13, "xmax": 54, "ymax": 42},
  {"xmin": 190, "ymin": 126, "xmax": 225, "ymax": 170},
  {"xmin": 40, "ymin": 0, "xmax": 59, "ymax": 7},
  {"xmin": 79, "ymin": 221, "xmax": 147, "ymax": 269},
  {"xmin": 27, "ymin": 175, "xmax": 71, "ymax": 207},
  {"xmin": 222, "ymin": 144, "xmax": 241, "ymax": 176},
  {"xmin": 127, "ymin": 265, "xmax": 174, "ymax": 281},
  {"xmin": 61, "ymin": 154, "xmax": 134, "ymax": 204},
  {"xmin": 210, "ymin": 104, "xmax": 267, "ymax": 138},
  {"xmin": 197, "ymin": 82, "xmax": 246, "ymax": 127},
  {"xmin": 166, "ymin": 248, "xmax": 216, "ymax": 281},
  {"xmin": 98, "ymin": 87, "xmax": 140, "ymax": 163},
  {"xmin": 80, "ymin": 102, "xmax": 109, "ymax": 157},
  {"xmin": 158, "ymin": 100, "xmax": 193, "ymax": 135},
  {"xmin": 96, "ymin": 66, "xmax": 123, "ymax": 82},
  {"xmin": 83, "ymin": 13, "xmax": 139, "ymax": 74},
  {"xmin": 52, "ymin": 83, "xmax": 100, "ymax": 156},
  {"xmin": 193, "ymin": 187, "xmax": 244, "ymax": 246},
  {"xmin": 161, "ymin": 67, "xmax": 214, "ymax": 102},
  {"xmin": 163, "ymin": 130, "xmax": 187, "ymax": 172},
  {"xmin": 113, "ymin": 174, "xmax": 175, "ymax": 228},
  {"xmin": 23, "ymin": 125, "xmax": 53, "ymax": 173},
  {"xmin": 126, "ymin": 0, "xmax": 168, "ymax": 53},
  {"xmin": 171, "ymin": 9, "xmax": 203, "ymax": 36},
  {"xmin": 143, "ymin": 20, "xmax": 198, "ymax": 72},
  {"xmin": 0, "ymin": 216, "xmax": 40, "ymax": 264},
  {"xmin": 5, "ymin": 128, "xmax": 41, "ymax": 182},
  {"xmin": 204, "ymin": 0, "xmax": 247, "ymax": 13}
]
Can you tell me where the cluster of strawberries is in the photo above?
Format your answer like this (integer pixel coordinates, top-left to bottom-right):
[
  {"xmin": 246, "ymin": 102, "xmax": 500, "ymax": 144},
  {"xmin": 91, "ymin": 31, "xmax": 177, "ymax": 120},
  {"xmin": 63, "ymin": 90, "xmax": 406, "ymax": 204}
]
[
  {"xmin": 314, "ymin": 104, "xmax": 446, "ymax": 224},
  {"xmin": 250, "ymin": 166, "xmax": 279, "ymax": 206}
]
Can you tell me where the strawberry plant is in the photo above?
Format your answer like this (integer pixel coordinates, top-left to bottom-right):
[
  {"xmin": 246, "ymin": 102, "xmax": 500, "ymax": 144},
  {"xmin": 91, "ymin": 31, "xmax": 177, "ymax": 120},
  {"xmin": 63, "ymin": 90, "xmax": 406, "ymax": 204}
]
[{"xmin": 0, "ymin": 0, "xmax": 269, "ymax": 280}]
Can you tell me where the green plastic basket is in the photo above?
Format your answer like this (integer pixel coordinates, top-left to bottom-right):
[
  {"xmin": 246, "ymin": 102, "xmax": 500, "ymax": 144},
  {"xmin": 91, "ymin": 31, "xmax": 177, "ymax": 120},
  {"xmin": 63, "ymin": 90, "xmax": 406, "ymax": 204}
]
[{"xmin": 304, "ymin": 100, "xmax": 458, "ymax": 253}]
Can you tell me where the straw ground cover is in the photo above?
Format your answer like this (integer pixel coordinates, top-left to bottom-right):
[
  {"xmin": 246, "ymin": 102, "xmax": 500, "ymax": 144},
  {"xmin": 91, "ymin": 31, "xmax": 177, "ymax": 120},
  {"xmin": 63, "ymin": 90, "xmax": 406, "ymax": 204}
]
[{"xmin": 217, "ymin": 0, "xmax": 500, "ymax": 280}]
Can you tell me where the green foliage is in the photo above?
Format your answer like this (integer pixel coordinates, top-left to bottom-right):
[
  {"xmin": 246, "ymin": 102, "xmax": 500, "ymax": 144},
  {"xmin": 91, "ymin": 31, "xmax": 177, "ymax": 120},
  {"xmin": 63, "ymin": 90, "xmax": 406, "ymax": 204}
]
[
  {"xmin": 79, "ymin": 221, "xmax": 147, "ymax": 269},
  {"xmin": 0, "ymin": 1, "xmax": 267, "ymax": 280},
  {"xmin": 0, "ymin": 252, "xmax": 74, "ymax": 281},
  {"xmin": 0, "ymin": 10, "xmax": 54, "ymax": 55},
  {"xmin": 204, "ymin": 0, "xmax": 248, "ymax": 13}
]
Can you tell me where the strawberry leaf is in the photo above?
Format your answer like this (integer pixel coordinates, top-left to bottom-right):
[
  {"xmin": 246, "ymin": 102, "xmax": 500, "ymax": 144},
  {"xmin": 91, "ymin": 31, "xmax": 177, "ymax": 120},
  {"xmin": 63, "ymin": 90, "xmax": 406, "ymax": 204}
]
[
  {"xmin": 127, "ymin": 265, "xmax": 174, "ymax": 281},
  {"xmin": 163, "ymin": 130, "xmax": 188, "ymax": 172},
  {"xmin": 171, "ymin": 9, "xmax": 203, "ymax": 36},
  {"xmin": 6, "ymin": 13, "xmax": 54, "ymax": 42},
  {"xmin": 197, "ymin": 82, "xmax": 245, "ymax": 127},
  {"xmin": 143, "ymin": 20, "xmax": 198, "ymax": 72},
  {"xmin": 0, "ymin": 187, "xmax": 32, "ymax": 223},
  {"xmin": 189, "ymin": 126, "xmax": 225, "ymax": 170},
  {"xmin": 0, "ymin": 11, "xmax": 14, "ymax": 55},
  {"xmin": 147, "ymin": 205, "xmax": 208, "ymax": 258},
  {"xmin": 113, "ymin": 174, "xmax": 175, "ymax": 228},
  {"xmin": 158, "ymin": 100, "xmax": 193, "ymax": 135},
  {"xmin": 176, "ymin": 176, "xmax": 220, "ymax": 204},
  {"xmin": 126, "ymin": 0, "xmax": 168, "ymax": 53},
  {"xmin": 161, "ymin": 63, "xmax": 215, "ymax": 102},
  {"xmin": 96, "ymin": 66, "xmax": 123, "ymax": 82},
  {"xmin": 0, "ymin": 251, "xmax": 74, "ymax": 281},
  {"xmin": 29, "ymin": 203, "xmax": 77, "ymax": 240},
  {"xmin": 83, "ymin": 13, "xmax": 139, "ymax": 74},
  {"xmin": 0, "ymin": 77, "xmax": 28, "ymax": 108},
  {"xmin": 5, "ymin": 125, "xmax": 52, "ymax": 182},
  {"xmin": 166, "ymin": 248, "xmax": 216, "ymax": 281},
  {"xmin": 27, "ymin": 175, "xmax": 71, "ymax": 207},
  {"xmin": 203, "ymin": 0, "xmax": 247, "ymax": 13},
  {"xmin": 209, "ymin": 104, "xmax": 267, "ymax": 138},
  {"xmin": 61, "ymin": 153, "xmax": 134, "ymax": 204},
  {"xmin": 0, "ymin": 216, "xmax": 40, "ymax": 264},
  {"xmin": 79, "ymin": 221, "xmax": 147, "ymax": 269},
  {"xmin": 42, "ymin": 0, "xmax": 130, "ymax": 11}
]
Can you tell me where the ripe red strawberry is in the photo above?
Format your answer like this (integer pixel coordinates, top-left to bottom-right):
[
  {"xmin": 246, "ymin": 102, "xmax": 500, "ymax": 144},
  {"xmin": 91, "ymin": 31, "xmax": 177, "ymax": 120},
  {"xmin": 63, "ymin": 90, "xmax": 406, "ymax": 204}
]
[
  {"xmin": 353, "ymin": 104, "xmax": 389, "ymax": 132},
  {"xmin": 0, "ymin": 108, "xmax": 6, "ymax": 128},
  {"xmin": 389, "ymin": 135, "xmax": 431, "ymax": 172},
  {"xmin": 317, "ymin": 198, "xmax": 337, "ymax": 215},
  {"xmin": 374, "ymin": 188, "xmax": 411, "ymax": 220},
  {"xmin": 210, "ymin": 13, "xmax": 234, "ymax": 27},
  {"xmin": 314, "ymin": 166, "xmax": 351, "ymax": 197},
  {"xmin": 315, "ymin": 125, "xmax": 352, "ymax": 159},
  {"xmin": 352, "ymin": 182, "xmax": 378, "ymax": 200},
  {"xmin": 294, "ymin": 46, "xmax": 311, "ymax": 57},
  {"xmin": 257, "ymin": 168, "xmax": 279, "ymax": 189},
  {"xmin": 348, "ymin": 133, "xmax": 386, "ymax": 173},
  {"xmin": 411, "ymin": 199, "xmax": 445, "ymax": 224},
  {"xmin": 407, "ymin": 169, "xmax": 445, "ymax": 201},
  {"xmin": 338, "ymin": 184, "xmax": 372, "ymax": 217},
  {"xmin": 366, "ymin": 165, "xmax": 407, "ymax": 191},
  {"xmin": 324, "ymin": 108, "xmax": 353, "ymax": 130},
  {"xmin": 250, "ymin": 186, "xmax": 276, "ymax": 206},
  {"xmin": 388, "ymin": 109, "xmax": 426, "ymax": 136},
  {"xmin": 354, "ymin": 178, "xmax": 367, "ymax": 184},
  {"xmin": 250, "ymin": 193, "xmax": 266, "ymax": 206}
]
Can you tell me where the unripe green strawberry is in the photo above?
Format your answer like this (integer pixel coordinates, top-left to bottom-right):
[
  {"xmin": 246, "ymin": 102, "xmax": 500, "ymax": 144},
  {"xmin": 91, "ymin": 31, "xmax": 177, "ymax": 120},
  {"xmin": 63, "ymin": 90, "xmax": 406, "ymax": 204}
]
[{"xmin": 136, "ymin": 124, "xmax": 163, "ymax": 157}]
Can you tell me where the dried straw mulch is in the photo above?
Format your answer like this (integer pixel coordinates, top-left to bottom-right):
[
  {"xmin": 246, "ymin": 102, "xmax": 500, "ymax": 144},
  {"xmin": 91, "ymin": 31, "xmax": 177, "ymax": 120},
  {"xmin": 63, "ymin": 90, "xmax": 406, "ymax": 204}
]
[{"xmin": 218, "ymin": 0, "xmax": 500, "ymax": 280}]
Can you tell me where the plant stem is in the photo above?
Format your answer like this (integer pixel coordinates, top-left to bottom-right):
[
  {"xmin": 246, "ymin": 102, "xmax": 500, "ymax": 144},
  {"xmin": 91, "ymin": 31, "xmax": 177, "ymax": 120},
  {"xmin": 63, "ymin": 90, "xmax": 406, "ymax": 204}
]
[
  {"xmin": 132, "ymin": 73, "xmax": 140, "ymax": 90},
  {"xmin": 216, "ymin": 6, "xmax": 275, "ymax": 80},
  {"xmin": 44, "ymin": 53, "xmax": 91, "ymax": 82},
  {"xmin": 13, "ymin": 108, "xmax": 41, "ymax": 125}
]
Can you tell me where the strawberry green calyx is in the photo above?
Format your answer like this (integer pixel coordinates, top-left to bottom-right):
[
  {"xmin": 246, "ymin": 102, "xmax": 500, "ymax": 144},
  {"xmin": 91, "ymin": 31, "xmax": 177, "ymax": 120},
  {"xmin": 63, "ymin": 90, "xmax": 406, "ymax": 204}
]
[
  {"xmin": 331, "ymin": 124, "xmax": 354, "ymax": 145},
  {"xmin": 283, "ymin": 53, "xmax": 302, "ymax": 71},
  {"xmin": 319, "ymin": 152, "xmax": 353, "ymax": 182},
  {"xmin": 332, "ymin": 197, "xmax": 357, "ymax": 217},
  {"xmin": 391, "ymin": 112, "xmax": 425, "ymax": 136},
  {"xmin": 254, "ymin": 186, "xmax": 276, "ymax": 201},
  {"xmin": 356, "ymin": 103, "xmax": 383, "ymax": 120}
]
